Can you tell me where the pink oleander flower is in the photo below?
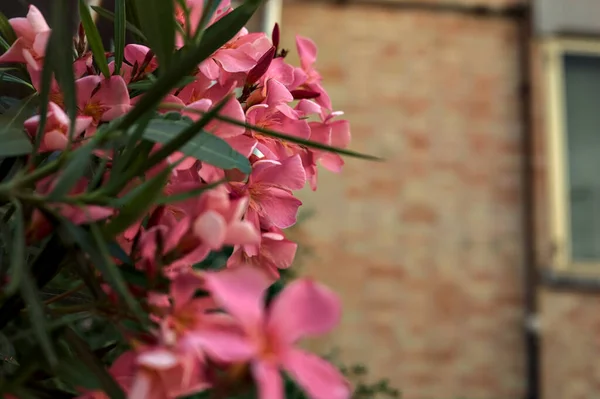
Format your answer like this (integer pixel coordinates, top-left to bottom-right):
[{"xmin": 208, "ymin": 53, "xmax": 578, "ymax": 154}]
[
  {"xmin": 109, "ymin": 44, "xmax": 158, "ymax": 83},
  {"xmin": 181, "ymin": 96, "xmax": 257, "ymax": 160},
  {"xmin": 229, "ymin": 155, "xmax": 305, "ymax": 230},
  {"xmin": 228, "ymin": 227, "xmax": 298, "ymax": 281},
  {"xmin": 79, "ymin": 347, "xmax": 209, "ymax": 399},
  {"xmin": 74, "ymin": 52, "xmax": 94, "ymax": 78},
  {"xmin": 175, "ymin": 0, "xmax": 232, "ymax": 48},
  {"xmin": 293, "ymin": 36, "xmax": 332, "ymax": 110},
  {"xmin": 294, "ymin": 101, "xmax": 352, "ymax": 189},
  {"xmin": 199, "ymin": 266, "xmax": 351, "ymax": 399},
  {"xmin": 0, "ymin": 5, "xmax": 51, "ymax": 70},
  {"xmin": 137, "ymin": 186, "xmax": 259, "ymax": 274},
  {"xmin": 27, "ymin": 176, "xmax": 113, "ymax": 243},
  {"xmin": 23, "ymin": 102, "xmax": 92, "ymax": 152},
  {"xmin": 128, "ymin": 346, "xmax": 210, "ymax": 399},
  {"xmin": 76, "ymin": 75, "xmax": 131, "ymax": 128},
  {"xmin": 199, "ymin": 29, "xmax": 272, "ymax": 81}
]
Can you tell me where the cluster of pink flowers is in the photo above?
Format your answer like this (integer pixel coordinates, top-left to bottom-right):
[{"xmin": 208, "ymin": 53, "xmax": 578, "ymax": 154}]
[{"xmin": 1, "ymin": 2, "xmax": 352, "ymax": 398}]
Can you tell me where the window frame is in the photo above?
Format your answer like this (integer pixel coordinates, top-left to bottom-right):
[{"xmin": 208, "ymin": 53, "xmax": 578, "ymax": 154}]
[{"xmin": 544, "ymin": 37, "xmax": 600, "ymax": 275}]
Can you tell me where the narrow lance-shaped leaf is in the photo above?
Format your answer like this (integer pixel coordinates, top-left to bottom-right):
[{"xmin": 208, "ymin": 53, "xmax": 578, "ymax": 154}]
[
  {"xmin": 78, "ymin": 0, "xmax": 111, "ymax": 78},
  {"xmin": 61, "ymin": 220, "xmax": 145, "ymax": 322},
  {"xmin": 20, "ymin": 269, "xmax": 58, "ymax": 367},
  {"xmin": 141, "ymin": 119, "xmax": 251, "ymax": 173},
  {"xmin": 0, "ymin": 96, "xmax": 36, "ymax": 157},
  {"xmin": 0, "ymin": 73, "xmax": 34, "ymax": 90},
  {"xmin": 63, "ymin": 328, "xmax": 126, "ymax": 399},
  {"xmin": 193, "ymin": 0, "xmax": 220, "ymax": 41},
  {"xmin": 104, "ymin": 166, "xmax": 171, "ymax": 236},
  {"xmin": 30, "ymin": 50, "xmax": 54, "ymax": 159},
  {"xmin": 5, "ymin": 200, "xmax": 24, "ymax": 296},
  {"xmin": 90, "ymin": 6, "xmax": 146, "ymax": 40},
  {"xmin": 117, "ymin": 0, "xmax": 264, "ymax": 130},
  {"xmin": 48, "ymin": 138, "xmax": 97, "ymax": 200},
  {"xmin": 48, "ymin": 0, "xmax": 77, "ymax": 142},
  {"xmin": 0, "ymin": 11, "xmax": 17, "ymax": 46},
  {"xmin": 113, "ymin": 0, "xmax": 127, "ymax": 74},
  {"xmin": 132, "ymin": 0, "xmax": 175, "ymax": 72},
  {"xmin": 164, "ymin": 103, "xmax": 382, "ymax": 161},
  {"xmin": 140, "ymin": 95, "xmax": 245, "ymax": 170}
]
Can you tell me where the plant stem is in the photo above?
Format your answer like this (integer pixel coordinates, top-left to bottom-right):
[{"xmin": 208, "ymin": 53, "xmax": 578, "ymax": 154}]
[{"xmin": 43, "ymin": 283, "xmax": 86, "ymax": 305}]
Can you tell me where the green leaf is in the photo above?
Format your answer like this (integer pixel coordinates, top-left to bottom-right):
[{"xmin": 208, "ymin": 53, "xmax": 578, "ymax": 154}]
[
  {"xmin": 31, "ymin": 53, "xmax": 54, "ymax": 155},
  {"xmin": 133, "ymin": 0, "xmax": 175, "ymax": 72},
  {"xmin": 20, "ymin": 270, "xmax": 58, "ymax": 367},
  {"xmin": 79, "ymin": 0, "xmax": 110, "ymax": 78},
  {"xmin": 0, "ymin": 128, "xmax": 33, "ymax": 157},
  {"xmin": 5, "ymin": 200, "xmax": 24, "ymax": 295},
  {"xmin": 63, "ymin": 328, "xmax": 126, "ymax": 399},
  {"xmin": 194, "ymin": 0, "xmax": 221, "ymax": 40},
  {"xmin": 0, "ymin": 73, "xmax": 34, "ymax": 90},
  {"xmin": 141, "ymin": 119, "xmax": 251, "ymax": 173},
  {"xmin": 117, "ymin": 0, "xmax": 264, "ymax": 130},
  {"xmin": 91, "ymin": 6, "xmax": 146, "ymax": 40},
  {"xmin": 127, "ymin": 75, "xmax": 196, "ymax": 91},
  {"xmin": 48, "ymin": 140, "xmax": 96, "ymax": 200},
  {"xmin": 214, "ymin": 112, "xmax": 382, "ymax": 161},
  {"xmin": 114, "ymin": 0, "xmax": 127, "ymax": 74},
  {"xmin": 104, "ymin": 166, "xmax": 171, "ymax": 236},
  {"xmin": 61, "ymin": 220, "xmax": 145, "ymax": 322},
  {"xmin": 0, "ymin": 12, "xmax": 17, "ymax": 47},
  {"xmin": 0, "ymin": 94, "xmax": 36, "ymax": 134},
  {"xmin": 89, "ymin": 224, "xmax": 146, "ymax": 321},
  {"xmin": 47, "ymin": 0, "xmax": 77, "ymax": 141},
  {"xmin": 55, "ymin": 357, "xmax": 102, "ymax": 390}
]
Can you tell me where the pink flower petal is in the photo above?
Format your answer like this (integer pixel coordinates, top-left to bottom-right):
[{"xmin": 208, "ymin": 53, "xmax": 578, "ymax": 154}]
[
  {"xmin": 9, "ymin": 18, "xmax": 34, "ymax": 41},
  {"xmin": 94, "ymin": 75, "xmax": 130, "ymax": 108},
  {"xmin": 189, "ymin": 323, "xmax": 255, "ymax": 362},
  {"xmin": 213, "ymin": 48, "xmax": 257, "ymax": 73},
  {"xmin": 43, "ymin": 130, "xmax": 69, "ymax": 151},
  {"xmin": 252, "ymin": 361, "xmax": 284, "ymax": 399},
  {"xmin": 262, "ymin": 237, "xmax": 297, "ymax": 270},
  {"xmin": 171, "ymin": 272, "xmax": 204, "ymax": 311},
  {"xmin": 257, "ymin": 188, "xmax": 302, "ymax": 229},
  {"xmin": 204, "ymin": 266, "xmax": 270, "ymax": 333},
  {"xmin": 32, "ymin": 30, "xmax": 51, "ymax": 59},
  {"xmin": 194, "ymin": 210, "xmax": 227, "ymax": 249},
  {"xmin": 319, "ymin": 152, "xmax": 344, "ymax": 173},
  {"xmin": 0, "ymin": 38, "xmax": 27, "ymax": 64},
  {"xmin": 330, "ymin": 120, "xmax": 351, "ymax": 148},
  {"xmin": 295, "ymin": 36, "xmax": 318, "ymax": 70},
  {"xmin": 27, "ymin": 5, "xmax": 50, "ymax": 33},
  {"xmin": 253, "ymin": 155, "xmax": 306, "ymax": 190},
  {"xmin": 268, "ymin": 279, "xmax": 341, "ymax": 344},
  {"xmin": 124, "ymin": 44, "xmax": 152, "ymax": 65},
  {"xmin": 224, "ymin": 221, "xmax": 260, "ymax": 246},
  {"xmin": 76, "ymin": 75, "xmax": 103, "ymax": 109},
  {"xmin": 226, "ymin": 135, "xmax": 258, "ymax": 158},
  {"xmin": 137, "ymin": 349, "xmax": 178, "ymax": 370},
  {"xmin": 282, "ymin": 349, "xmax": 351, "ymax": 399}
]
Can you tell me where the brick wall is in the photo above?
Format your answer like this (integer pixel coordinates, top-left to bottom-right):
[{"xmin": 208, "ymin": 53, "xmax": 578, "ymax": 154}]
[{"xmin": 282, "ymin": 2, "xmax": 526, "ymax": 398}]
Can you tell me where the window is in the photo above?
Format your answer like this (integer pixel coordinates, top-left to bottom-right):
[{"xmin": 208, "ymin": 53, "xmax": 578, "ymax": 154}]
[{"xmin": 545, "ymin": 38, "xmax": 600, "ymax": 273}]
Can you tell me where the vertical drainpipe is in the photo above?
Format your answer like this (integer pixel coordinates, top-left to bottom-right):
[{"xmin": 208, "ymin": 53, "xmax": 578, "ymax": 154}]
[
  {"xmin": 517, "ymin": 5, "xmax": 540, "ymax": 399},
  {"xmin": 260, "ymin": 0, "xmax": 283, "ymax": 33},
  {"xmin": 247, "ymin": 0, "xmax": 282, "ymax": 33}
]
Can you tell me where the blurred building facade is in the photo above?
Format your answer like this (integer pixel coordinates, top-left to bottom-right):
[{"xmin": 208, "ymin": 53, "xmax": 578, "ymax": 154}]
[{"xmin": 278, "ymin": 0, "xmax": 600, "ymax": 398}]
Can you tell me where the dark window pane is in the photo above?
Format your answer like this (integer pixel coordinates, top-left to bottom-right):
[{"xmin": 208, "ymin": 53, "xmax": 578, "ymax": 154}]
[{"xmin": 563, "ymin": 53, "xmax": 600, "ymax": 261}]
